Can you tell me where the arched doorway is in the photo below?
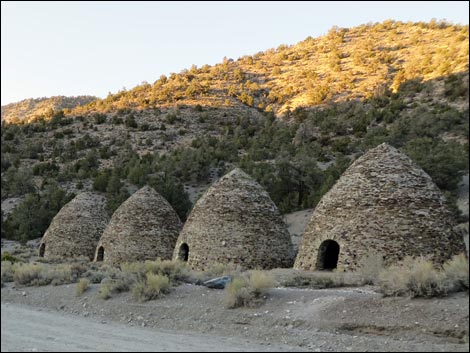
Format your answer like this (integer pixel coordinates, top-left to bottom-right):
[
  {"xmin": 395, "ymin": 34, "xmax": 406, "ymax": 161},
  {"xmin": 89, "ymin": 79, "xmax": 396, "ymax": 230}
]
[
  {"xmin": 178, "ymin": 243, "xmax": 189, "ymax": 262},
  {"xmin": 39, "ymin": 243, "xmax": 45, "ymax": 257},
  {"xmin": 316, "ymin": 240, "xmax": 340, "ymax": 270},
  {"xmin": 96, "ymin": 246, "xmax": 104, "ymax": 262}
]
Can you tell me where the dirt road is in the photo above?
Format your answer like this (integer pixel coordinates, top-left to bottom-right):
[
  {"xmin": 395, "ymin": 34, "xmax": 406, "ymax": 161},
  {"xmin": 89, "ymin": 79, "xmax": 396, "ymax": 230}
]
[
  {"xmin": 1, "ymin": 304, "xmax": 303, "ymax": 352},
  {"xmin": 2, "ymin": 282, "xmax": 468, "ymax": 352}
]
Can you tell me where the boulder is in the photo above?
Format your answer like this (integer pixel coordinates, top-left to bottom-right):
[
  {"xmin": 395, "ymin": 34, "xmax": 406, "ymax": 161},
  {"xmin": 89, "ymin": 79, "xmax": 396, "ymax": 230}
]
[{"xmin": 202, "ymin": 276, "xmax": 232, "ymax": 289}]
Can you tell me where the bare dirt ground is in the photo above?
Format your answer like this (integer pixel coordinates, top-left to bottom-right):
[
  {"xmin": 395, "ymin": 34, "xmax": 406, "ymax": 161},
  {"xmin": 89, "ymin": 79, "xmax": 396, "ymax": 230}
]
[
  {"xmin": 1, "ymin": 304, "xmax": 302, "ymax": 352},
  {"xmin": 1, "ymin": 281, "xmax": 468, "ymax": 352}
]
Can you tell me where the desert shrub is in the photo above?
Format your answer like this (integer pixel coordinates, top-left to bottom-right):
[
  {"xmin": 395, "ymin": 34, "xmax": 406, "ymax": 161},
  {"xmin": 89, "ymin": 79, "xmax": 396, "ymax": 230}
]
[
  {"xmin": 125, "ymin": 115, "xmax": 138, "ymax": 128},
  {"xmin": 132, "ymin": 273, "xmax": 171, "ymax": 302},
  {"xmin": 153, "ymin": 260, "xmax": 189, "ymax": 282},
  {"xmin": 82, "ymin": 268, "xmax": 108, "ymax": 284},
  {"xmin": 98, "ymin": 283, "xmax": 112, "ymax": 300},
  {"xmin": 1, "ymin": 261, "xmax": 16, "ymax": 284},
  {"xmin": 405, "ymin": 257, "xmax": 445, "ymax": 297},
  {"xmin": 46, "ymin": 264, "xmax": 74, "ymax": 286},
  {"xmin": 442, "ymin": 254, "xmax": 469, "ymax": 292},
  {"xmin": 378, "ymin": 263, "xmax": 412, "ymax": 297},
  {"xmin": 12, "ymin": 262, "xmax": 75, "ymax": 286},
  {"xmin": 131, "ymin": 281, "xmax": 147, "ymax": 301},
  {"xmin": 225, "ymin": 277, "xmax": 253, "ymax": 309},
  {"xmin": 98, "ymin": 276, "xmax": 133, "ymax": 300},
  {"xmin": 248, "ymin": 270, "xmax": 277, "ymax": 295},
  {"xmin": 278, "ymin": 270, "xmax": 364, "ymax": 288},
  {"xmin": 1, "ymin": 252, "xmax": 20, "ymax": 263},
  {"xmin": 357, "ymin": 252, "xmax": 384, "ymax": 284},
  {"xmin": 165, "ymin": 113, "xmax": 177, "ymax": 124},
  {"xmin": 120, "ymin": 261, "xmax": 145, "ymax": 277},
  {"xmin": 379, "ymin": 257, "xmax": 446, "ymax": 297},
  {"xmin": 205, "ymin": 262, "xmax": 242, "ymax": 277},
  {"xmin": 12, "ymin": 263, "xmax": 43, "ymax": 285},
  {"xmin": 69, "ymin": 262, "xmax": 88, "ymax": 280},
  {"xmin": 109, "ymin": 276, "xmax": 133, "ymax": 292},
  {"xmin": 76, "ymin": 278, "xmax": 90, "ymax": 296},
  {"xmin": 224, "ymin": 271, "xmax": 276, "ymax": 309},
  {"xmin": 122, "ymin": 260, "xmax": 190, "ymax": 283},
  {"xmin": 144, "ymin": 260, "xmax": 168, "ymax": 276}
]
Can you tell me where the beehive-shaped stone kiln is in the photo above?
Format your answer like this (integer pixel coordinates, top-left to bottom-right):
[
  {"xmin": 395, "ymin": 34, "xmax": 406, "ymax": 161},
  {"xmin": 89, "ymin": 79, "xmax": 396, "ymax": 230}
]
[
  {"xmin": 294, "ymin": 143, "xmax": 464, "ymax": 271},
  {"xmin": 95, "ymin": 186, "xmax": 182, "ymax": 264},
  {"xmin": 173, "ymin": 168, "xmax": 294, "ymax": 270},
  {"xmin": 39, "ymin": 192, "xmax": 109, "ymax": 260}
]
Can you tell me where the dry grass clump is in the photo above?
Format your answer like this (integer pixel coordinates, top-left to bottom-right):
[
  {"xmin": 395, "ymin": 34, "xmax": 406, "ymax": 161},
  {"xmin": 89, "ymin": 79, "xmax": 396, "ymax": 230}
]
[
  {"xmin": 1, "ymin": 261, "xmax": 17, "ymax": 286},
  {"xmin": 378, "ymin": 257, "xmax": 443, "ymax": 297},
  {"xmin": 12, "ymin": 263, "xmax": 77, "ymax": 286},
  {"xmin": 46, "ymin": 264, "xmax": 76, "ymax": 286},
  {"xmin": 13, "ymin": 263, "xmax": 47, "ymax": 286},
  {"xmin": 2, "ymin": 246, "xmax": 36, "ymax": 263},
  {"xmin": 150, "ymin": 260, "xmax": 189, "ymax": 282},
  {"xmin": 249, "ymin": 270, "xmax": 277, "ymax": 295},
  {"xmin": 132, "ymin": 273, "xmax": 171, "ymax": 302},
  {"xmin": 76, "ymin": 278, "xmax": 90, "ymax": 296},
  {"xmin": 2, "ymin": 259, "xmax": 88, "ymax": 287},
  {"xmin": 379, "ymin": 254, "xmax": 469, "ymax": 298},
  {"xmin": 98, "ymin": 276, "xmax": 133, "ymax": 300},
  {"xmin": 82, "ymin": 269, "xmax": 107, "ymax": 284},
  {"xmin": 83, "ymin": 263, "xmax": 121, "ymax": 284},
  {"xmin": 98, "ymin": 283, "xmax": 112, "ymax": 300},
  {"xmin": 98, "ymin": 260, "xmax": 184, "ymax": 300},
  {"xmin": 442, "ymin": 254, "xmax": 469, "ymax": 292},
  {"xmin": 225, "ymin": 277, "xmax": 252, "ymax": 309},
  {"xmin": 357, "ymin": 252, "xmax": 384, "ymax": 285},
  {"xmin": 225, "ymin": 270, "xmax": 277, "ymax": 309},
  {"xmin": 1, "ymin": 252, "xmax": 20, "ymax": 263},
  {"xmin": 121, "ymin": 259, "xmax": 190, "ymax": 283},
  {"xmin": 278, "ymin": 270, "xmax": 364, "ymax": 289},
  {"xmin": 206, "ymin": 262, "xmax": 242, "ymax": 277}
]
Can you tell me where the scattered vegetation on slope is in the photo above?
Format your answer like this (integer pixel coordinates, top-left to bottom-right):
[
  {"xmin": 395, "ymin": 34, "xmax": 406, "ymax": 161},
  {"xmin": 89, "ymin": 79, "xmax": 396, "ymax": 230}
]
[{"xmin": 1, "ymin": 20, "xmax": 468, "ymax": 242}]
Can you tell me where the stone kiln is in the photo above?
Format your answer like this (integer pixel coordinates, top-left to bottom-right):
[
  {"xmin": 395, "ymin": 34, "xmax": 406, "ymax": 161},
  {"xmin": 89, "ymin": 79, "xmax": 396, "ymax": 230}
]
[
  {"xmin": 95, "ymin": 186, "xmax": 182, "ymax": 264},
  {"xmin": 39, "ymin": 192, "xmax": 109, "ymax": 260},
  {"xmin": 295, "ymin": 143, "xmax": 465, "ymax": 271},
  {"xmin": 173, "ymin": 168, "xmax": 294, "ymax": 270}
]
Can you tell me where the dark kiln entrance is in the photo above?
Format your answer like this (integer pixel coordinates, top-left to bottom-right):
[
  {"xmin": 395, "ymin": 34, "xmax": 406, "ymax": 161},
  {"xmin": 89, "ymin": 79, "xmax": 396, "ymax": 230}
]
[
  {"xmin": 39, "ymin": 243, "xmax": 45, "ymax": 257},
  {"xmin": 178, "ymin": 243, "xmax": 189, "ymax": 262},
  {"xmin": 316, "ymin": 240, "xmax": 339, "ymax": 270},
  {"xmin": 96, "ymin": 246, "xmax": 104, "ymax": 262}
]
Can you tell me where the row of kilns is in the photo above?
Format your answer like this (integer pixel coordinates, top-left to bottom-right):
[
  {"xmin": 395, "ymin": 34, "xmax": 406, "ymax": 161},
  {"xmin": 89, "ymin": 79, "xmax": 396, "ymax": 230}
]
[{"xmin": 38, "ymin": 143, "xmax": 465, "ymax": 271}]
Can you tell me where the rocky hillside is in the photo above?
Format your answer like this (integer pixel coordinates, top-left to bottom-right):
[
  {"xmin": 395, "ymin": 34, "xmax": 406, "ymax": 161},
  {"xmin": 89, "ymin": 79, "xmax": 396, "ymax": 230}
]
[
  {"xmin": 3, "ymin": 20, "xmax": 469, "ymax": 122},
  {"xmin": 1, "ymin": 20, "xmax": 468, "ymax": 243},
  {"xmin": 72, "ymin": 20, "xmax": 468, "ymax": 116},
  {"xmin": 1, "ymin": 96, "xmax": 97, "ymax": 124}
]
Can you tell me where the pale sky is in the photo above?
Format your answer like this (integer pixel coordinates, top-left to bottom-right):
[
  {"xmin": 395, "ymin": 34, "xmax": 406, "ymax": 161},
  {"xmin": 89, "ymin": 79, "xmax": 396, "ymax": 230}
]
[{"xmin": 1, "ymin": 1, "xmax": 469, "ymax": 105}]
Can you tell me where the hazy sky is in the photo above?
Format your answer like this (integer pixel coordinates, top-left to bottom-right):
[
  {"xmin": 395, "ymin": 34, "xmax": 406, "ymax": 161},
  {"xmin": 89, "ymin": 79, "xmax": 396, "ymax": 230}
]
[{"xmin": 2, "ymin": 1, "xmax": 469, "ymax": 105}]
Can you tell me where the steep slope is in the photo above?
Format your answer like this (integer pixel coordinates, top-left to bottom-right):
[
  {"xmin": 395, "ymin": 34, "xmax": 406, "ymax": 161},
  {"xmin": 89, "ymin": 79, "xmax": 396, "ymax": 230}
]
[
  {"xmin": 67, "ymin": 20, "xmax": 468, "ymax": 117},
  {"xmin": 1, "ymin": 96, "xmax": 97, "ymax": 124}
]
